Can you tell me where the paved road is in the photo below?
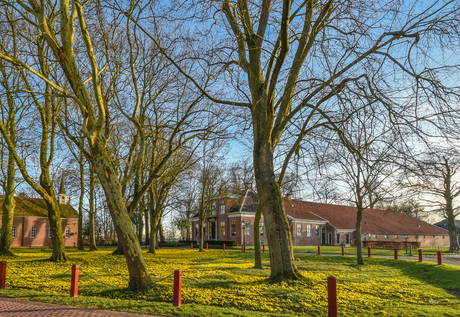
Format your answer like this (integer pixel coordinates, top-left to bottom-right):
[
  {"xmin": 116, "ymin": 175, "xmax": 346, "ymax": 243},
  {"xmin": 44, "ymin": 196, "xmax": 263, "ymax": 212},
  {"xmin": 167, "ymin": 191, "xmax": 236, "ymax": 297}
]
[{"xmin": 0, "ymin": 297, "xmax": 162, "ymax": 317}]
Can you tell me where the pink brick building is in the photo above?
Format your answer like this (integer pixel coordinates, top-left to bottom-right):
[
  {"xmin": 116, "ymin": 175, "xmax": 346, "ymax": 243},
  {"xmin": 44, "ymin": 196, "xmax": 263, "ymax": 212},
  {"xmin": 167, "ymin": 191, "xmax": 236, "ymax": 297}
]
[
  {"xmin": 0, "ymin": 191, "xmax": 79, "ymax": 247},
  {"xmin": 191, "ymin": 185, "xmax": 450, "ymax": 248}
]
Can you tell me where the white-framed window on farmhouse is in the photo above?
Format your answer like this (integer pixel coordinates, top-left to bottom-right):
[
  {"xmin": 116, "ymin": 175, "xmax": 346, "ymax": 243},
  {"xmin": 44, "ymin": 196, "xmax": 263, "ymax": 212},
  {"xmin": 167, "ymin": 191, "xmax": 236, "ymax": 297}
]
[
  {"xmin": 316, "ymin": 225, "xmax": 320, "ymax": 237},
  {"xmin": 244, "ymin": 222, "xmax": 251, "ymax": 236},
  {"xmin": 336, "ymin": 233, "xmax": 341, "ymax": 244},
  {"xmin": 195, "ymin": 224, "xmax": 199, "ymax": 237},
  {"xmin": 211, "ymin": 203, "xmax": 216, "ymax": 216},
  {"xmin": 220, "ymin": 221, "xmax": 225, "ymax": 236},
  {"xmin": 65, "ymin": 227, "xmax": 70, "ymax": 238},
  {"xmin": 296, "ymin": 224, "xmax": 302, "ymax": 237},
  {"xmin": 260, "ymin": 222, "xmax": 265, "ymax": 236},
  {"xmin": 48, "ymin": 227, "xmax": 51, "ymax": 238},
  {"xmin": 346, "ymin": 233, "xmax": 350, "ymax": 244},
  {"xmin": 307, "ymin": 225, "xmax": 312, "ymax": 237},
  {"xmin": 30, "ymin": 226, "xmax": 36, "ymax": 238},
  {"xmin": 328, "ymin": 232, "xmax": 332, "ymax": 245},
  {"xmin": 12, "ymin": 225, "xmax": 16, "ymax": 238},
  {"xmin": 220, "ymin": 204, "xmax": 225, "ymax": 215}
]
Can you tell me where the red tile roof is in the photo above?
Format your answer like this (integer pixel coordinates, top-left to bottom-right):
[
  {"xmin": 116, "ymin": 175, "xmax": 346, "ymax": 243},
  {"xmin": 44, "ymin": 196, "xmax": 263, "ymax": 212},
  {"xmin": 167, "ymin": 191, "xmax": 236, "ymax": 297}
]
[
  {"xmin": 286, "ymin": 200, "xmax": 448, "ymax": 235},
  {"xmin": 0, "ymin": 196, "xmax": 78, "ymax": 218}
]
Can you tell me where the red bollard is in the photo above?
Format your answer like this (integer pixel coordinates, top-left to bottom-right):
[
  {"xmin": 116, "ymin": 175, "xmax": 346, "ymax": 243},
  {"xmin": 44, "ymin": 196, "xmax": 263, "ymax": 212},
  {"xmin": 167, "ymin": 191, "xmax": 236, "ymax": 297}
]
[
  {"xmin": 175, "ymin": 242, "xmax": 177, "ymax": 249},
  {"xmin": 263, "ymin": 245, "xmax": 265, "ymax": 253},
  {"xmin": 318, "ymin": 246, "xmax": 321, "ymax": 255},
  {"xmin": 0, "ymin": 261, "xmax": 6, "ymax": 289},
  {"xmin": 70, "ymin": 264, "xmax": 79, "ymax": 297},
  {"xmin": 368, "ymin": 247, "xmax": 371, "ymax": 257},
  {"xmin": 394, "ymin": 249, "xmax": 398, "ymax": 260},
  {"xmin": 105, "ymin": 241, "xmax": 108, "ymax": 247},
  {"xmin": 241, "ymin": 245, "xmax": 244, "ymax": 252},
  {"xmin": 159, "ymin": 243, "xmax": 162, "ymax": 249},
  {"xmin": 191, "ymin": 243, "xmax": 193, "ymax": 249},
  {"xmin": 342, "ymin": 246, "xmax": 345, "ymax": 256},
  {"xmin": 145, "ymin": 241, "xmax": 148, "ymax": 249},
  {"xmin": 437, "ymin": 251, "xmax": 442, "ymax": 265},
  {"xmin": 223, "ymin": 243, "xmax": 225, "ymax": 251},
  {"xmin": 418, "ymin": 249, "xmax": 422, "ymax": 262},
  {"xmin": 206, "ymin": 243, "xmax": 208, "ymax": 250},
  {"xmin": 327, "ymin": 276, "xmax": 337, "ymax": 317},
  {"xmin": 173, "ymin": 269, "xmax": 182, "ymax": 307}
]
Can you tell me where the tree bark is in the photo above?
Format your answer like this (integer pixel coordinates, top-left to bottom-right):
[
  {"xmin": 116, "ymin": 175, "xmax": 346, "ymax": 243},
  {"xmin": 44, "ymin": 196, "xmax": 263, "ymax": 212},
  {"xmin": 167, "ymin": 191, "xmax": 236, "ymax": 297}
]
[
  {"xmin": 253, "ymin": 138, "xmax": 299, "ymax": 281},
  {"xmin": 91, "ymin": 136, "xmax": 151, "ymax": 289},
  {"xmin": 89, "ymin": 165, "xmax": 98, "ymax": 251},
  {"xmin": 445, "ymin": 197, "xmax": 459, "ymax": 252},
  {"xmin": 77, "ymin": 150, "xmax": 84, "ymax": 250},
  {"xmin": 356, "ymin": 208, "xmax": 364, "ymax": 265},
  {"xmin": 0, "ymin": 151, "xmax": 15, "ymax": 256},
  {"xmin": 253, "ymin": 203, "xmax": 263, "ymax": 269}
]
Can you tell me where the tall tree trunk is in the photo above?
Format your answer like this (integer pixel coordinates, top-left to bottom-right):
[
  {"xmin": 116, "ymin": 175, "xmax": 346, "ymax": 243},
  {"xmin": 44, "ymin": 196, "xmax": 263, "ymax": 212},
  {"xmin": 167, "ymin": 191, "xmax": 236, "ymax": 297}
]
[
  {"xmin": 356, "ymin": 208, "xmax": 364, "ymax": 265},
  {"xmin": 144, "ymin": 204, "xmax": 149, "ymax": 244},
  {"xmin": 159, "ymin": 221, "xmax": 165, "ymax": 242},
  {"xmin": 253, "ymin": 140, "xmax": 299, "ymax": 282},
  {"xmin": 77, "ymin": 149, "xmax": 84, "ymax": 250},
  {"xmin": 89, "ymin": 165, "xmax": 98, "ymax": 251},
  {"xmin": 199, "ymin": 220, "xmax": 204, "ymax": 252},
  {"xmin": 0, "ymin": 151, "xmax": 15, "ymax": 256},
  {"xmin": 91, "ymin": 137, "xmax": 151, "ymax": 289},
  {"xmin": 445, "ymin": 196, "xmax": 459, "ymax": 252},
  {"xmin": 137, "ymin": 208, "xmax": 144, "ymax": 243},
  {"xmin": 253, "ymin": 204, "xmax": 263, "ymax": 269}
]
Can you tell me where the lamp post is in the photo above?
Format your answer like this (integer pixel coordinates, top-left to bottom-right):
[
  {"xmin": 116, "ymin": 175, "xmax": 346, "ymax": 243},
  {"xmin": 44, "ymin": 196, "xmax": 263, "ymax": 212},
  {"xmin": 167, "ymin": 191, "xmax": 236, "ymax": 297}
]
[{"xmin": 242, "ymin": 220, "xmax": 249, "ymax": 252}]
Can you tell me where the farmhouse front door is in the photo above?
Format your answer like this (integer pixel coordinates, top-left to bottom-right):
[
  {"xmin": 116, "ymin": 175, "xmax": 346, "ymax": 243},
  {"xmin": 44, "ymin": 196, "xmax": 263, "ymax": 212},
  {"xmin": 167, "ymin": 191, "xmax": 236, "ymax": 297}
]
[{"xmin": 321, "ymin": 227, "xmax": 326, "ymax": 245}]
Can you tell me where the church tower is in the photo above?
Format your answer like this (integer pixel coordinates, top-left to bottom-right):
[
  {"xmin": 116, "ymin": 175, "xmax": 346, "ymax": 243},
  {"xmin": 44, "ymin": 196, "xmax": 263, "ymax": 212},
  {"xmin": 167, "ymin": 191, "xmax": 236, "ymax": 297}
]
[{"xmin": 59, "ymin": 178, "xmax": 68, "ymax": 204}]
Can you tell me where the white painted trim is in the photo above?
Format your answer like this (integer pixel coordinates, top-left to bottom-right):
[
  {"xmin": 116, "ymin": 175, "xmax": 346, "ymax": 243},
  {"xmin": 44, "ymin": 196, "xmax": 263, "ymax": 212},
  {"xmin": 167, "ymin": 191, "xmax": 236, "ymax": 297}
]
[
  {"xmin": 291, "ymin": 219, "xmax": 327, "ymax": 225},
  {"xmin": 227, "ymin": 213, "xmax": 258, "ymax": 218},
  {"xmin": 335, "ymin": 229, "xmax": 355, "ymax": 233}
]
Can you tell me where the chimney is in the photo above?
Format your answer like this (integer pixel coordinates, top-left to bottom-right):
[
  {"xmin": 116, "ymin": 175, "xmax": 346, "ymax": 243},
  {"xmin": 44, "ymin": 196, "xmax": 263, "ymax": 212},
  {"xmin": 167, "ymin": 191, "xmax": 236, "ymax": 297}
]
[
  {"xmin": 244, "ymin": 182, "xmax": 252, "ymax": 190},
  {"xmin": 286, "ymin": 193, "xmax": 292, "ymax": 200}
]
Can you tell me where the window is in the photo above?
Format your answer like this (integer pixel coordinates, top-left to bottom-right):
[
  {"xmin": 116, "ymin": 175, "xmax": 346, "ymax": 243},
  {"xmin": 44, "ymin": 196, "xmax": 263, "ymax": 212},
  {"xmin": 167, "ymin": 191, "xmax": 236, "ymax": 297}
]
[
  {"xmin": 307, "ymin": 224, "xmax": 312, "ymax": 237},
  {"xmin": 220, "ymin": 205, "xmax": 225, "ymax": 215},
  {"xmin": 244, "ymin": 222, "xmax": 250, "ymax": 236},
  {"xmin": 195, "ymin": 224, "xmax": 199, "ymax": 237},
  {"xmin": 316, "ymin": 225, "xmax": 320, "ymax": 237},
  {"xmin": 48, "ymin": 227, "xmax": 51, "ymax": 238},
  {"xmin": 336, "ymin": 233, "xmax": 341, "ymax": 244},
  {"xmin": 260, "ymin": 222, "xmax": 265, "ymax": 236},
  {"xmin": 12, "ymin": 225, "xmax": 16, "ymax": 238},
  {"xmin": 385, "ymin": 235, "xmax": 388, "ymax": 239},
  {"xmin": 231, "ymin": 222, "xmax": 236, "ymax": 236},
  {"xmin": 211, "ymin": 203, "xmax": 216, "ymax": 216},
  {"xmin": 346, "ymin": 233, "xmax": 350, "ymax": 244},
  {"xmin": 296, "ymin": 224, "xmax": 302, "ymax": 237},
  {"xmin": 220, "ymin": 221, "xmax": 225, "ymax": 236},
  {"xmin": 30, "ymin": 226, "xmax": 36, "ymax": 238},
  {"xmin": 65, "ymin": 227, "xmax": 70, "ymax": 238},
  {"xmin": 328, "ymin": 232, "xmax": 332, "ymax": 245},
  {"xmin": 395, "ymin": 235, "xmax": 398, "ymax": 239}
]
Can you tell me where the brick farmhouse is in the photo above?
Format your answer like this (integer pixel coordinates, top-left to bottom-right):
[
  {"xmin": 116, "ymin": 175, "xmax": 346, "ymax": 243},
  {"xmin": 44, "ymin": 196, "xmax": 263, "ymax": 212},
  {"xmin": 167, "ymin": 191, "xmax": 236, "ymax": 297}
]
[
  {"xmin": 191, "ymin": 185, "xmax": 450, "ymax": 248},
  {"xmin": 0, "ymin": 190, "xmax": 78, "ymax": 247}
]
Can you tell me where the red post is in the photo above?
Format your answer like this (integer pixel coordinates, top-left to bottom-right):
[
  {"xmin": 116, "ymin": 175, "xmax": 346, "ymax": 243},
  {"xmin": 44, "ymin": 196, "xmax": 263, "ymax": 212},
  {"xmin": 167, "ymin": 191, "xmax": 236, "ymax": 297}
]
[
  {"xmin": 145, "ymin": 241, "xmax": 148, "ymax": 249},
  {"xmin": 437, "ymin": 251, "xmax": 442, "ymax": 265},
  {"xmin": 173, "ymin": 269, "xmax": 182, "ymax": 307},
  {"xmin": 159, "ymin": 243, "xmax": 162, "ymax": 249},
  {"xmin": 342, "ymin": 246, "xmax": 345, "ymax": 256},
  {"xmin": 418, "ymin": 249, "xmax": 422, "ymax": 262},
  {"xmin": 206, "ymin": 243, "xmax": 208, "ymax": 250},
  {"xmin": 223, "ymin": 243, "xmax": 225, "ymax": 251},
  {"xmin": 318, "ymin": 246, "xmax": 321, "ymax": 255},
  {"xmin": 70, "ymin": 264, "xmax": 79, "ymax": 297},
  {"xmin": 394, "ymin": 248, "xmax": 398, "ymax": 260},
  {"xmin": 263, "ymin": 245, "xmax": 265, "ymax": 253},
  {"xmin": 0, "ymin": 261, "xmax": 6, "ymax": 289},
  {"xmin": 175, "ymin": 242, "xmax": 177, "ymax": 249},
  {"xmin": 191, "ymin": 243, "xmax": 193, "ymax": 249},
  {"xmin": 368, "ymin": 247, "xmax": 371, "ymax": 257},
  {"xmin": 327, "ymin": 276, "xmax": 337, "ymax": 317},
  {"xmin": 105, "ymin": 241, "xmax": 108, "ymax": 247}
]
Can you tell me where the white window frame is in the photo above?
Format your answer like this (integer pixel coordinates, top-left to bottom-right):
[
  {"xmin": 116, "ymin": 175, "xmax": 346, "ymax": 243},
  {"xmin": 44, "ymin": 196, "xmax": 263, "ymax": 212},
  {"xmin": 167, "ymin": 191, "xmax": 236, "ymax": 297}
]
[
  {"xmin": 231, "ymin": 221, "xmax": 236, "ymax": 236},
  {"xmin": 12, "ymin": 225, "xmax": 16, "ymax": 238},
  {"xmin": 195, "ymin": 224, "xmax": 199, "ymax": 237},
  {"xmin": 296, "ymin": 224, "xmax": 302, "ymax": 237},
  {"xmin": 336, "ymin": 233, "xmax": 341, "ymax": 244},
  {"xmin": 48, "ymin": 227, "xmax": 51, "ymax": 238},
  {"xmin": 211, "ymin": 203, "xmax": 216, "ymax": 216},
  {"xmin": 65, "ymin": 227, "xmax": 70, "ymax": 238},
  {"xmin": 328, "ymin": 232, "xmax": 332, "ymax": 245},
  {"xmin": 307, "ymin": 224, "xmax": 312, "ymax": 237},
  {"xmin": 346, "ymin": 233, "xmax": 350, "ymax": 244},
  {"xmin": 30, "ymin": 226, "xmax": 36, "ymax": 238},
  {"xmin": 316, "ymin": 225, "xmax": 320, "ymax": 237},
  {"xmin": 260, "ymin": 222, "xmax": 265, "ymax": 236},
  {"xmin": 244, "ymin": 222, "xmax": 251, "ymax": 237},
  {"xmin": 220, "ymin": 221, "xmax": 225, "ymax": 236},
  {"xmin": 220, "ymin": 205, "xmax": 225, "ymax": 215}
]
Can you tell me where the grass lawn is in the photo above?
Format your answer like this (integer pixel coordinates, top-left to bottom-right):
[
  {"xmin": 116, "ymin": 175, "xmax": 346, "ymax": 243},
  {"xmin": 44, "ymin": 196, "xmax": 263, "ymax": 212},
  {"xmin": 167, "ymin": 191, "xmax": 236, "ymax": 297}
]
[{"xmin": 0, "ymin": 247, "xmax": 459, "ymax": 316}]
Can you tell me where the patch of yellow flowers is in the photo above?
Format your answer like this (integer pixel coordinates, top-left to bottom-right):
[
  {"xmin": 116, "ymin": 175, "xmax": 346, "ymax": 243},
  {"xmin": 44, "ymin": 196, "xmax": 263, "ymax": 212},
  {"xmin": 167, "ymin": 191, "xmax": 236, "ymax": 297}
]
[{"xmin": 0, "ymin": 248, "xmax": 458, "ymax": 315}]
